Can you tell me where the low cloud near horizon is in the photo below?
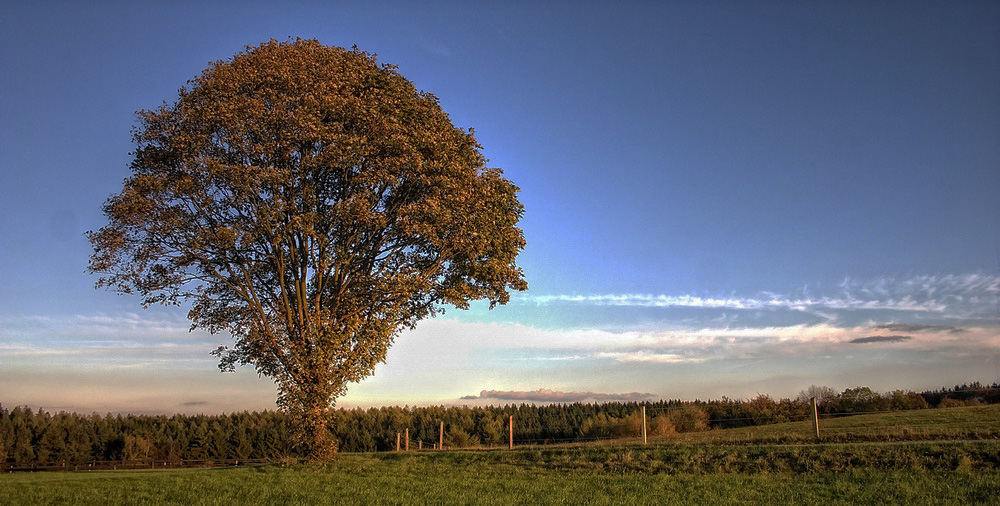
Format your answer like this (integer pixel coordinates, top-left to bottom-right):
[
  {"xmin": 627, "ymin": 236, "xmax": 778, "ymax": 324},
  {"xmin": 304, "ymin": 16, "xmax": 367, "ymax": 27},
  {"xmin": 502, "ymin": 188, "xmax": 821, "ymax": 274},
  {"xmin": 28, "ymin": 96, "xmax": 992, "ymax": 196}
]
[
  {"xmin": 461, "ymin": 389, "xmax": 655, "ymax": 403},
  {"xmin": 850, "ymin": 335, "xmax": 913, "ymax": 344}
]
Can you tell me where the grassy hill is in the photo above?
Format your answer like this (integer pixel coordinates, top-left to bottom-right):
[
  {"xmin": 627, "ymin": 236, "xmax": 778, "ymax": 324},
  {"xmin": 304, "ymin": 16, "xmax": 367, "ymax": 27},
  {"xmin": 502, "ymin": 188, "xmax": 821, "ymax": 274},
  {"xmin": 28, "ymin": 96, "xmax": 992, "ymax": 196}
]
[{"xmin": 652, "ymin": 404, "xmax": 1000, "ymax": 445}]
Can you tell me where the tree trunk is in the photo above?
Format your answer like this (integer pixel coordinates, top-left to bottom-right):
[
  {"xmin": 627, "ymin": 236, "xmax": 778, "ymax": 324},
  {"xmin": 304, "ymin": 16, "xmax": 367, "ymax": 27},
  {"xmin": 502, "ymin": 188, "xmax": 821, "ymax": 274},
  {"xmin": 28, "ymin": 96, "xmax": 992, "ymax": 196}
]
[
  {"xmin": 284, "ymin": 378, "xmax": 339, "ymax": 461},
  {"xmin": 291, "ymin": 404, "xmax": 337, "ymax": 461}
]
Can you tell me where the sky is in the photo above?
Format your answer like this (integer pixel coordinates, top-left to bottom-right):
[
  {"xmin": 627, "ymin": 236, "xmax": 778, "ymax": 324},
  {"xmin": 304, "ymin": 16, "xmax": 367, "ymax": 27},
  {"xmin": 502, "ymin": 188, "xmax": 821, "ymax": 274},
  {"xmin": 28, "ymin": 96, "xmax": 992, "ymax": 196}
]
[{"xmin": 1, "ymin": 1, "xmax": 998, "ymax": 414}]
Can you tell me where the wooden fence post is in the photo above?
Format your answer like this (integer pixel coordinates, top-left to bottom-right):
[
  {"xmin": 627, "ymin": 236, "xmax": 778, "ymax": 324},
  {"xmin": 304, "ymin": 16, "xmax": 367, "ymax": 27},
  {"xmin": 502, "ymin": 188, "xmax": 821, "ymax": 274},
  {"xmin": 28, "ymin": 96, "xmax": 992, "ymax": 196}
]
[
  {"xmin": 642, "ymin": 405, "xmax": 647, "ymax": 445},
  {"xmin": 405, "ymin": 428, "xmax": 409, "ymax": 451},
  {"xmin": 396, "ymin": 432, "xmax": 400, "ymax": 452},
  {"xmin": 418, "ymin": 440, "xmax": 422, "ymax": 450},
  {"xmin": 440, "ymin": 421, "xmax": 444, "ymax": 451},
  {"xmin": 811, "ymin": 397, "xmax": 821, "ymax": 442},
  {"xmin": 509, "ymin": 415, "xmax": 514, "ymax": 450}
]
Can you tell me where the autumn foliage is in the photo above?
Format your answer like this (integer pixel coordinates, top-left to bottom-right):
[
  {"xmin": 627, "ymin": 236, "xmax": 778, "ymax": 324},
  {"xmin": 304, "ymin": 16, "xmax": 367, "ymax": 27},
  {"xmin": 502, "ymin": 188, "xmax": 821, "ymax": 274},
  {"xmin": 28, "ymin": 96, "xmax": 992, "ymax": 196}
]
[{"xmin": 88, "ymin": 40, "xmax": 527, "ymax": 460}]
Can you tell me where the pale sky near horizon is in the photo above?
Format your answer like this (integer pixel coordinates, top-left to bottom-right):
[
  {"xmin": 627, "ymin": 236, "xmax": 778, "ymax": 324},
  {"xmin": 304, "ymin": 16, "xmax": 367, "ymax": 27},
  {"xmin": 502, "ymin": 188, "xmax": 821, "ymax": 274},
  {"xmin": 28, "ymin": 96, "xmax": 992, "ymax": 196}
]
[{"xmin": 1, "ymin": 1, "xmax": 998, "ymax": 415}]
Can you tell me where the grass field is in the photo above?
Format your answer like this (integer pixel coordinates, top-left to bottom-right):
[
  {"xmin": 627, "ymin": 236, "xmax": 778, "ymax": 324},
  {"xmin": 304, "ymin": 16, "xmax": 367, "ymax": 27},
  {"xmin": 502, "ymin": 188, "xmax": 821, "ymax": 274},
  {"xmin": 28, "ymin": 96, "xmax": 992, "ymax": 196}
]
[
  {"xmin": 4, "ymin": 406, "xmax": 999, "ymax": 505},
  {"xmin": 653, "ymin": 404, "xmax": 1000, "ymax": 445}
]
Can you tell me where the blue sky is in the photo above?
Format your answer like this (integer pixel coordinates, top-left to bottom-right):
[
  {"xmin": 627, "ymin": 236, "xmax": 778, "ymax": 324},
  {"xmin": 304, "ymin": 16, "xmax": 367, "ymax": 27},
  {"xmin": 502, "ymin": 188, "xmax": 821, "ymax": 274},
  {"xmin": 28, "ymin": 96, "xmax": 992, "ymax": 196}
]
[{"xmin": 1, "ymin": 1, "xmax": 997, "ymax": 414}]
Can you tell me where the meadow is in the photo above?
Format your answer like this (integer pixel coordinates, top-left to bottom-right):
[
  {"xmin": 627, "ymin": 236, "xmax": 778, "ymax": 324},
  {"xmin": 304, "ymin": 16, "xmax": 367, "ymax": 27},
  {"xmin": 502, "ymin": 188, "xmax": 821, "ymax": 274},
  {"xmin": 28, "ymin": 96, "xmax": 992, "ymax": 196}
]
[
  {"xmin": 3, "ymin": 406, "xmax": 998, "ymax": 505},
  {"xmin": 649, "ymin": 403, "xmax": 1000, "ymax": 445}
]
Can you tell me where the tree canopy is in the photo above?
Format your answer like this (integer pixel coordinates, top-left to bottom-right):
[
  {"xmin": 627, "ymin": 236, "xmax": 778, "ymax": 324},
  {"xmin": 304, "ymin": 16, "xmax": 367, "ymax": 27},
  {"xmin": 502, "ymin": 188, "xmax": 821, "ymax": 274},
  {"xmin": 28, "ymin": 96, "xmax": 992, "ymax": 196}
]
[{"xmin": 88, "ymin": 39, "xmax": 527, "ymax": 459}]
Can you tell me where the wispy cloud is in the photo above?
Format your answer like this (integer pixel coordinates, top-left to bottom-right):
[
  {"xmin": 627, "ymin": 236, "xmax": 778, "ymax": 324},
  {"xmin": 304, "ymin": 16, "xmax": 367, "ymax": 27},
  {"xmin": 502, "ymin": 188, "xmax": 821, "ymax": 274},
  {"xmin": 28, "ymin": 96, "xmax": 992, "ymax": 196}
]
[
  {"xmin": 3, "ymin": 273, "xmax": 997, "ymax": 412},
  {"xmin": 461, "ymin": 389, "xmax": 653, "ymax": 402},
  {"xmin": 522, "ymin": 293, "xmax": 946, "ymax": 313},
  {"xmin": 0, "ymin": 312, "xmax": 225, "ymax": 369},
  {"xmin": 593, "ymin": 351, "xmax": 706, "ymax": 363},
  {"xmin": 0, "ymin": 312, "xmax": 210, "ymax": 341},
  {"xmin": 401, "ymin": 317, "xmax": 998, "ymax": 367},
  {"xmin": 873, "ymin": 323, "xmax": 966, "ymax": 334},
  {"xmin": 517, "ymin": 273, "xmax": 1000, "ymax": 320}
]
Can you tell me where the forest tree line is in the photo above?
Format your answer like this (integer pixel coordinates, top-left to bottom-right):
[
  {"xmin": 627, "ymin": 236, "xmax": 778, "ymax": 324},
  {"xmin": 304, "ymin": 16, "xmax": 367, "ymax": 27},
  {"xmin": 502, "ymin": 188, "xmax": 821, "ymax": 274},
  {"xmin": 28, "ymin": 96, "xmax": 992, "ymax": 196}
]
[{"xmin": 2, "ymin": 382, "xmax": 996, "ymax": 463}]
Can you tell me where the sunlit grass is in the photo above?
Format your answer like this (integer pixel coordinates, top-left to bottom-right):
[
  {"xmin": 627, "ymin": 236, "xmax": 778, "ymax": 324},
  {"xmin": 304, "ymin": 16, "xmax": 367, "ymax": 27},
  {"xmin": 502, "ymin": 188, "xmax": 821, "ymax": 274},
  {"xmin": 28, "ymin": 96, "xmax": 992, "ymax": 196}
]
[
  {"xmin": 643, "ymin": 404, "xmax": 1000, "ymax": 445},
  {"xmin": 4, "ymin": 455, "xmax": 998, "ymax": 505}
]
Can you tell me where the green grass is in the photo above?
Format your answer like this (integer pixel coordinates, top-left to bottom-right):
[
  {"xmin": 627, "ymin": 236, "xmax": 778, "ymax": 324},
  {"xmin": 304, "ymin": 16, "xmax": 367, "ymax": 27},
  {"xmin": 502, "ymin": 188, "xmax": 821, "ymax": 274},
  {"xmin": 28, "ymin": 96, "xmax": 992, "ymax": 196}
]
[
  {"xmin": 4, "ymin": 406, "xmax": 999, "ymax": 505},
  {"xmin": 3, "ymin": 449, "xmax": 998, "ymax": 505}
]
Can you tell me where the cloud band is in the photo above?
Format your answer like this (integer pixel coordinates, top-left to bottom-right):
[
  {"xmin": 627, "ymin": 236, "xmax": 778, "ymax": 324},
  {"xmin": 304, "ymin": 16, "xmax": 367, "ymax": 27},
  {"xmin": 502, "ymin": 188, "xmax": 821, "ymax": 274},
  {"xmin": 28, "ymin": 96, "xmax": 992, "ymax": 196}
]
[{"xmin": 461, "ymin": 389, "xmax": 654, "ymax": 402}]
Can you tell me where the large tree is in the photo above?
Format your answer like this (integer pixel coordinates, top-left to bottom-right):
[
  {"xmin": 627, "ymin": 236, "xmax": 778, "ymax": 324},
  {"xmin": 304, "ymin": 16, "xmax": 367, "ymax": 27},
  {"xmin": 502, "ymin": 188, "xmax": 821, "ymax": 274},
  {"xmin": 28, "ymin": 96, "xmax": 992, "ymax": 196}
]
[{"xmin": 88, "ymin": 39, "xmax": 527, "ymax": 460}]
